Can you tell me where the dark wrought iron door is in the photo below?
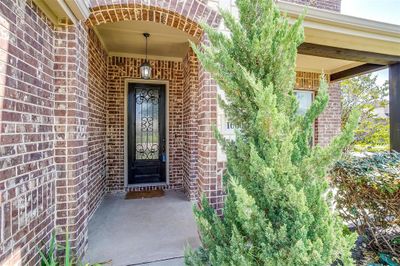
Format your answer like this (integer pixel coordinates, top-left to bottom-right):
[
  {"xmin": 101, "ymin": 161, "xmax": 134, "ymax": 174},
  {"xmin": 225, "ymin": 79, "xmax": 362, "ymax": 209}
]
[{"xmin": 128, "ymin": 83, "xmax": 166, "ymax": 184}]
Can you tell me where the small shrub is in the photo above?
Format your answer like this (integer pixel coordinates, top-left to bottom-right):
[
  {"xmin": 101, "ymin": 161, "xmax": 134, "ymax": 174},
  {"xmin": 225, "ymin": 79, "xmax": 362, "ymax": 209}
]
[
  {"xmin": 39, "ymin": 232, "xmax": 108, "ymax": 266},
  {"xmin": 331, "ymin": 152, "xmax": 400, "ymax": 259},
  {"xmin": 39, "ymin": 232, "xmax": 57, "ymax": 266},
  {"xmin": 39, "ymin": 232, "xmax": 77, "ymax": 266}
]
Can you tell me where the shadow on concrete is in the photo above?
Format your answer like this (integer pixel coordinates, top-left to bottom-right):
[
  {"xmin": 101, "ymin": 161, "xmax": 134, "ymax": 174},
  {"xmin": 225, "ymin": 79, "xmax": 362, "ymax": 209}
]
[{"xmin": 83, "ymin": 190, "xmax": 200, "ymax": 266}]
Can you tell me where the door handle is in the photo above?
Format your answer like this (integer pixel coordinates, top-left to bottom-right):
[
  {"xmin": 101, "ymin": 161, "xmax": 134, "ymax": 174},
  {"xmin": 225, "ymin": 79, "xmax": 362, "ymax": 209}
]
[{"xmin": 161, "ymin": 139, "xmax": 166, "ymax": 162}]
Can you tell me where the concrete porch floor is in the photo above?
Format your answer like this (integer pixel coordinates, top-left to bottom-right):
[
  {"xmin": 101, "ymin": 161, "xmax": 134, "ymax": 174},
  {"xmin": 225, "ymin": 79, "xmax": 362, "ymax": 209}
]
[{"xmin": 83, "ymin": 190, "xmax": 201, "ymax": 266}]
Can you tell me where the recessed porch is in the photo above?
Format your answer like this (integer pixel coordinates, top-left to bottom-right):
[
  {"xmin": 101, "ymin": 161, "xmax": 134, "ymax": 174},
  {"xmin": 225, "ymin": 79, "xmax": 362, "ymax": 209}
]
[
  {"xmin": 83, "ymin": 191, "xmax": 200, "ymax": 265},
  {"xmin": 84, "ymin": 2, "xmax": 400, "ymax": 264}
]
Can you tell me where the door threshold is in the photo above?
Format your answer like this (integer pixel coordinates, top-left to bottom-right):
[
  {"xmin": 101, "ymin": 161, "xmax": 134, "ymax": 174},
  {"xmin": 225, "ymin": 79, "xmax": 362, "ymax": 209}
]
[{"xmin": 126, "ymin": 182, "xmax": 167, "ymax": 189}]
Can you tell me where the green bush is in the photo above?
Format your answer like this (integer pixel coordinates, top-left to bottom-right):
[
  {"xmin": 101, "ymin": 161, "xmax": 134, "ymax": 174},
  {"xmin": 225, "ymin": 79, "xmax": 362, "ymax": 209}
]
[
  {"xmin": 185, "ymin": 0, "xmax": 359, "ymax": 264},
  {"xmin": 331, "ymin": 152, "xmax": 400, "ymax": 259}
]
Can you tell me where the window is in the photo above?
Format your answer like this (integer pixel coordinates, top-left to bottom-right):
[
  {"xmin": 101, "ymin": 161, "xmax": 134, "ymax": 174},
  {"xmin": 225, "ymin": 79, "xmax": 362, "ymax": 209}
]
[
  {"xmin": 295, "ymin": 90, "xmax": 314, "ymax": 115},
  {"xmin": 295, "ymin": 90, "xmax": 315, "ymax": 145}
]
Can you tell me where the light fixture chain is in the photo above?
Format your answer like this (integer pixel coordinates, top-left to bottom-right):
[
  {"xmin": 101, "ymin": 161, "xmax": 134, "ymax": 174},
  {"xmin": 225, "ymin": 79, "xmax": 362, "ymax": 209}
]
[{"xmin": 145, "ymin": 34, "xmax": 148, "ymax": 61}]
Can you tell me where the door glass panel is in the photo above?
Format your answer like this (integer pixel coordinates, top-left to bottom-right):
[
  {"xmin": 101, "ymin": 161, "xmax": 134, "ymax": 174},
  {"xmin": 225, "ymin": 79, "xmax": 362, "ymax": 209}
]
[{"xmin": 135, "ymin": 87, "xmax": 159, "ymax": 160}]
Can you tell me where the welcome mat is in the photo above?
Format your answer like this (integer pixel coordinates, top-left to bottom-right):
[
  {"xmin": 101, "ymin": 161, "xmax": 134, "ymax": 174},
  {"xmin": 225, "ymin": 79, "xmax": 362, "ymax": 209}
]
[{"xmin": 125, "ymin": 189, "xmax": 165, "ymax": 200}]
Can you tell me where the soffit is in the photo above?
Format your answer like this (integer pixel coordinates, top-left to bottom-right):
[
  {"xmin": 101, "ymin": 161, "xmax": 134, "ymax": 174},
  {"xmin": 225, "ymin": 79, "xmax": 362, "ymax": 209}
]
[
  {"xmin": 33, "ymin": 0, "xmax": 67, "ymax": 25},
  {"xmin": 296, "ymin": 54, "xmax": 364, "ymax": 74},
  {"xmin": 95, "ymin": 21, "xmax": 198, "ymax": 60},
  {"xmin": 278, "ymin": 2, "xmax": 400, "ymax": 57}
]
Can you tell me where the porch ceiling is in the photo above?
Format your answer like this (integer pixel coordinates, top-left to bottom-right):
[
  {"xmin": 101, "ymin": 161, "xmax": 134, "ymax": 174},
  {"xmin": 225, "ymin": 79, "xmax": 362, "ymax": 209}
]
[
  {"xmin": 94, "ymin": 20, "xmax": 198, "ymax": 61},
  {"xmin": 279, "ymin": 1, "xmax": 400, "ymax": 80},
  {"xmin": 295, "ymin": 54, "xmax": 364, "ymax": 74}
]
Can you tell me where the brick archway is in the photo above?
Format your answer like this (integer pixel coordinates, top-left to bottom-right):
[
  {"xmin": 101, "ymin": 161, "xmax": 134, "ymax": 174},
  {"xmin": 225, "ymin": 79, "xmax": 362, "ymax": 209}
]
[{"xmin": 86, "ymin": 2, "xmax": 222, "ymax": 38}]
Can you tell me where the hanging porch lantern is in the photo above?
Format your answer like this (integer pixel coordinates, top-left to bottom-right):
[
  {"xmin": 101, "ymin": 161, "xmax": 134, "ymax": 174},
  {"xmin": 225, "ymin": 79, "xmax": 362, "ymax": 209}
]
[{"xmin": 140, "ymin": 33, "xmax": 152, "ymax": 80}]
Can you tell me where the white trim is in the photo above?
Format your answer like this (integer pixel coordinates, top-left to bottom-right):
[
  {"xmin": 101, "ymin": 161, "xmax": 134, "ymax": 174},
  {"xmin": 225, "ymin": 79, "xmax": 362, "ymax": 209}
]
[
  {"xmin": 32, "ymin": 0, "xmax": 60, "ymax": 25},
  {"xmin": 109, "ymin": 52, "xmax": 183, "ymax": 62},
  {"xmin": 278, "ymin": 1, "xmax": 400, "ymax": 37},
  {"xmin": 295, "ymin": 66, "xmax": 331, "ymax": 74},
  {"xmin": 65, "ymin": 0, "xmax": 90, "ymax": 20},
  {"xmin": 34, "ymin": 0, "xmax": 79, "ymax": 25},
  {"xmin": 124, "ymin": 79, "xmax": 170, "ymax": 188},
  {"xmin": 92, "ymin": 27, "xmax": 109, "ymax": 54},
  {"xmin": 57, "ymin": 0, "xmax": 78, "ymax": 24}
]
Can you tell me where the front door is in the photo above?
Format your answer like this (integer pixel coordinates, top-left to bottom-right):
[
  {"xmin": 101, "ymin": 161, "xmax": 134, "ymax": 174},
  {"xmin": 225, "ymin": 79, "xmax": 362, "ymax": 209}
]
[{"xmin": 128, "ymin": 83, "xmax": 166, "ymax": 184}]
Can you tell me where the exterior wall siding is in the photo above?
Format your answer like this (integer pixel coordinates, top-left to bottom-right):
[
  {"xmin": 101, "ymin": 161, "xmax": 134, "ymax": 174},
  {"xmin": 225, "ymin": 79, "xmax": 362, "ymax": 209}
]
[
  {"xmin": 87, "ymin": 28, "xmax": 107, "ymax": 218},
  {"xmin": 0, "ymin": 1, "xmax": 56, "ymax": 264}
]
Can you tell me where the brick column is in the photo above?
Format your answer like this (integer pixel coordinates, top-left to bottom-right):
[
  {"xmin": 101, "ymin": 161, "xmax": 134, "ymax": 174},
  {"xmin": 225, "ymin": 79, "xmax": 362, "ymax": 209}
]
[
  {"xmin": 182, "ymin": 49, "xmax": 199, "ymax": 200},
  {"xmin": 54, "ymin": 22, "xmax": 89, "ymax": 257},
  {"xmin": 196, "ymin": 59, "xmax": 224, "ymax": 214},
  {"xmin": 315, "ymin": 82, "xmax": 342, "ymax": 146}
]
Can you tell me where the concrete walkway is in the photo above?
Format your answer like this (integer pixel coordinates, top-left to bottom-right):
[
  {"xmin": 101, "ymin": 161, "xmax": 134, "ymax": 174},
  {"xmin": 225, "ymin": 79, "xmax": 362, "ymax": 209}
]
[{"xmin": 83, "ymin": 191, "xmax": 201, "ymax": 266}]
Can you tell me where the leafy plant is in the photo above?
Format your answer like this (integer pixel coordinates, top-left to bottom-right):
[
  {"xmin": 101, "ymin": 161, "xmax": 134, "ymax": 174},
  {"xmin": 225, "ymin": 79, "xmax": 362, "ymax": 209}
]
[
  {"xmin": 332, "ymin": 152, "xmax": 400, "ymax": 259},
  {"xmin": 39, "ymin": 232, "xmax": 57, "ymax": 266},
  {"xmin": 39, "ymin": 231, "xmax": 107, "ymax": 266},
  {"xmin": 185, "ymin": 0, "xmax": 359, "ymax": 265},
  {"xmin": 334, "ymin": 152, "xmax": 400, "ymax": 194}
]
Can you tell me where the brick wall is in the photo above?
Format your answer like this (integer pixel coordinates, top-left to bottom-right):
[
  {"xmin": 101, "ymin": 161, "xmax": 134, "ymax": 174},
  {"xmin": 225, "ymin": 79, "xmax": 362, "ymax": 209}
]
[
  {"xmin": 87, "ymin": 28, "xmax": 107, "ymax": 218},
  {"xmin": 182, "ymin": 49, "xmax": 199, "ymax": 200},
  {"xmin": 0, "ymin": 1, "xmax": 56, "ymax": 264},
  {"xmin": 107, "ymin": 57, "xmax": 185, "ymax": 191},
  {"xmin": 280, "ymin": 0, "xmax": 342, "ymax": 12}
]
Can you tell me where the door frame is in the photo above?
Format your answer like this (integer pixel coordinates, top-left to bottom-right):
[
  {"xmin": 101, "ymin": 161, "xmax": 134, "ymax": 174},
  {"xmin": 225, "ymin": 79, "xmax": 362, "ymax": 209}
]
[{"xmin": 124, "ymin": 79, "xmax": 170, "ymax": 188}]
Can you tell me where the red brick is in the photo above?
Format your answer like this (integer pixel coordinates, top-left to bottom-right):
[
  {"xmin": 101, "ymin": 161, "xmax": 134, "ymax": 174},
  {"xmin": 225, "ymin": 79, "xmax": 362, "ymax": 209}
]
[{"xmin": 0, "ymin": 0, "xmax": 343, "ymax": 264}]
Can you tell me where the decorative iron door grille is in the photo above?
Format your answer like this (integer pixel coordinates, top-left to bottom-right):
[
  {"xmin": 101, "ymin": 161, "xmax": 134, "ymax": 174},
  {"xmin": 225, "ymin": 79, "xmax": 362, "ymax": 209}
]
[{"xmin": 128, "ymin": 83, "xmax": 166, "ymax": 184}]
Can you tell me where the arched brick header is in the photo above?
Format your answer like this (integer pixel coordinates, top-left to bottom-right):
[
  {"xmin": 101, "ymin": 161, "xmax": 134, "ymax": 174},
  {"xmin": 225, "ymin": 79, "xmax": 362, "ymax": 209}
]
[{"xmin": 86, "ymin": 1, "xmax": 222, "ymax": 39}]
